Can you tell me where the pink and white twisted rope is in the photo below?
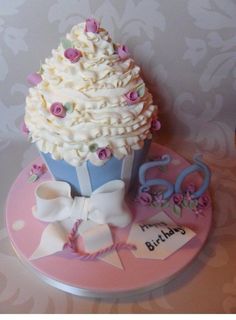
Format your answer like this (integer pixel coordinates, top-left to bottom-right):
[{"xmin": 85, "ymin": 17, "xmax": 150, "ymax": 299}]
[{"xmin": 63, "ymin": 219, "xmax": 136, "ymax": 261}]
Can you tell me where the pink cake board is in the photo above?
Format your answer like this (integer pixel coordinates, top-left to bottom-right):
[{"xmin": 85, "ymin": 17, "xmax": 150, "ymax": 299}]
[{"xmin": 5, "ymin": 143, "xmax": 212, "ymax": 298}]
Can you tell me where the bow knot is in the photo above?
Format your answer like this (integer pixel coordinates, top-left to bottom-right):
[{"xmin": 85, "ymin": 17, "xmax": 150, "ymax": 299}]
[
  {"xmin": 70, "ymin": 196, "xmax": 90, "ymax": 220},
  {"xmin": 33, "ymin": 180, "xmax": 131, "ymax": 228}
]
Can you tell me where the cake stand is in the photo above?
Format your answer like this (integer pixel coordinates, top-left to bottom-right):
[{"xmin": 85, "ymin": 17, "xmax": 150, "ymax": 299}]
[{"xmin": 5, "ymin": 143, "xmax": 212, "ymax": 298}]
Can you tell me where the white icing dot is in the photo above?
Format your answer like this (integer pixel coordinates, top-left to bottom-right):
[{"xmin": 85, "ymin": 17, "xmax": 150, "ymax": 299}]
[
  {"xmin": 12, "ymin": 220, "xmax": 25, "ymax": 231},
  {"xmin": 172, "ymin": 159, "xmax": 181, "ymax": 166}
]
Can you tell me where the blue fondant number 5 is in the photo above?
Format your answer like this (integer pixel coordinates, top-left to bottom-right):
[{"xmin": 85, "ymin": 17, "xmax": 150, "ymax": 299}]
[{"xmin": 139, "ymin": 154, "xmax": 211, "ymax": 199}]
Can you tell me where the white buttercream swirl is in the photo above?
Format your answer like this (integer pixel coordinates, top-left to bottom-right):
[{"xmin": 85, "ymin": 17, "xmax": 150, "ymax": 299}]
[{"xmin": 25, "ymin": 22, "xmax": 157, "ymax": 166}]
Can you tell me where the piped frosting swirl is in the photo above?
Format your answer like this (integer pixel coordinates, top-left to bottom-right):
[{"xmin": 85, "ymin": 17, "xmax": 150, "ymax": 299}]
[{"xmin": 25, "ymin": 21, "xmax": 158, "ymax": 166}]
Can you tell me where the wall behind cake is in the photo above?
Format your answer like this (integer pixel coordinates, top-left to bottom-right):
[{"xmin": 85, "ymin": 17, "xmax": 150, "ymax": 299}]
[{"xmin": 0, "ymin": 0, "xmax": 235, "ymax": 174}]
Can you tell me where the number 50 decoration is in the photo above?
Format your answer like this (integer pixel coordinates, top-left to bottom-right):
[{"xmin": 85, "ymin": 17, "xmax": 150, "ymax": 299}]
[{"xmin": 138, "ymin": 154, "xmax": 211, "ymax": 200}]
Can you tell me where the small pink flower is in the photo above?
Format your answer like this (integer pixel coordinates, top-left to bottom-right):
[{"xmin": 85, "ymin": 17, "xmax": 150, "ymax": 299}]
[
  {"xmin": 138, "ymin": 192, "xmax": 153, "ymax": 206},
  {"xmin": 21, "ymin": 121, "xmax": 30, "ymax": 136},
  {"xmin": 64, "ymin": 48, "xmax": 82, "ymax": 63},
  {"xmin": 185, "ymin": 183, "xmax": 195, "ymax": 194},
  {"xmin": 185, "ymin": 192, "xmax": 193, "ymax": 201},
  {"xmin": 197, "ymin": 194, "xmax": 209, "ymax": 209},
  {"xmin": 173, "ymin": 193, "xmax": 184, "ymax": 206},
  {"xmin": 27, "ymin": 72, "xmax": 42, "ymax": 86},
  {"xmin": 153, "ymin": 193, "xmax": 165, "ymax": 205},
  {"xmin": 117, "ymin": 45, "xmax": 129, "ymax": 60},
  {"xmin": 96, "ymin": 147, "xmax": 112, "ymax": 160},
  {"xmin": 30, "ymin": 164, "xmax": 45, "ymax": 176},
  {"xmin": 85, "ymin": 18, "xmax": 99, "ymax": 33},
  {"xmin": 151, "ymin": 119, "xmax": 161, "ymax": 131},
  {"xmin": 125, "ymin": 91, "xmax": 139, "ymax": 105},
  {"xmin": 50, "ymin": 102, "xmax": 66, "ymax": 118},
  {"xmin": 193, "ymin": 207, "xmax": 203, "ymax": 217}
]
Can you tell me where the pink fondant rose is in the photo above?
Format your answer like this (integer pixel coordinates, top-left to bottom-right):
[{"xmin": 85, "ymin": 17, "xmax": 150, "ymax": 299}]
[
  {"xmin": 197, "ymin": 194, "xmax": 209, "ymax": 209},
  {"xmin": 64, "ymin": 48, "xmax": 82, "ymax": 63},
  {"xmin": 28, "ymin": 163, "xmax": 47, "ymax": 182},
  {"xmin": 138, "ymin": 192, "xmax": 153, "ymax": 206},
  {"xmin": 50, "ymin": 102, "xmax": 66, "ymax": 118},
  {"xmin": 173, "ymin": 193, "xmax": 184, "ymax": 206},
  {"xmin": 151, "ymin": 118, "xmax": 161, "ymax": 131},
  {"xmin": 85, "ymin": 18, "xmax": 99, "ymax": 33},
  {"xmin": 27, "ymin": 72, "xmax": 42, "ymax": 86},
  {"xmin": 30, "ymin": 164, "xmax": 45, "ymax": 176},
  {"xmin": 21, "ymin": 121, "xmax": 30, "ymax": 136},
  {"xmin": 125, "ymin": 90, "xmax": 139, "ymax": 105},
  {"xmin": 117, "ymin": 45, "xmax": 129, "ymax": 60},
  {"xmin": 96, "ymin": 147, "xmax": 112, "ymax": 160}
]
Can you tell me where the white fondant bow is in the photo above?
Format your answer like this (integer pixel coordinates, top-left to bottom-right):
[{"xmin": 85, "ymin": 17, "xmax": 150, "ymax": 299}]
[{"xmin": 33, "ymin": 180, "xmax": 131, "ymax": 228}]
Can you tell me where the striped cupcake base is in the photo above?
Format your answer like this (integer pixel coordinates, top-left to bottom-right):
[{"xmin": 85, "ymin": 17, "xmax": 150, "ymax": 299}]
[{"xmin": 40, "ymin": 140, "xmax": 151, "ymax": 196}]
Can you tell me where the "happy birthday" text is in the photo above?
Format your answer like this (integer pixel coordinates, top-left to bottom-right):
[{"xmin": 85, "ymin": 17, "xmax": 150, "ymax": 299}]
[{"xmin": 138, "ymin": 223, "xmax": 186, "ymax": 252}]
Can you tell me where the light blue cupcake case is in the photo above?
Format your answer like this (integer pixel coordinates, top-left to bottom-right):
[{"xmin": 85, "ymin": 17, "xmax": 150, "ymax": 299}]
[{"xmin": 40, "ymin": 140, "xmax": 151, "ymax": 196}]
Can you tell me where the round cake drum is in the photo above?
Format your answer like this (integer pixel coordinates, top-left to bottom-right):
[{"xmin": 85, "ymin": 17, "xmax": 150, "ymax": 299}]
[{"xmin": 5, "ymin": 144, "xmax": 212, "ymax": 298}]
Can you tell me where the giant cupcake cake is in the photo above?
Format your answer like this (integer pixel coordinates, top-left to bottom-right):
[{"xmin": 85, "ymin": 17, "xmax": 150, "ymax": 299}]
[
  {"xmin": 24, "ymin": 18, "xmax": 160, "ymax": 197},
  {"xmin": 4, "ymin": 18, "xmax": 212, "ymax": 297}
]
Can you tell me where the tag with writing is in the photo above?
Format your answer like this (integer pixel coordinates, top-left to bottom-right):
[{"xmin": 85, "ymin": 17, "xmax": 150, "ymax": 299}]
[{"xmin": 128, "ymin": 211, "xmax": 196, "ymax": 260}]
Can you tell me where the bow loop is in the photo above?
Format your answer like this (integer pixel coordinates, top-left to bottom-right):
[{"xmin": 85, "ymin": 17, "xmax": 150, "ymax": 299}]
[{"xmin": 33, "ymin": 181, "xmax": 73, "ymax": 222}]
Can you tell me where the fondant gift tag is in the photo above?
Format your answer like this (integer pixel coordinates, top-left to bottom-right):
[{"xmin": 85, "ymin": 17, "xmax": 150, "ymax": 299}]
[{"xmin": 128, "ymin": 211, "xmax": 196, "ymax": 260}]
